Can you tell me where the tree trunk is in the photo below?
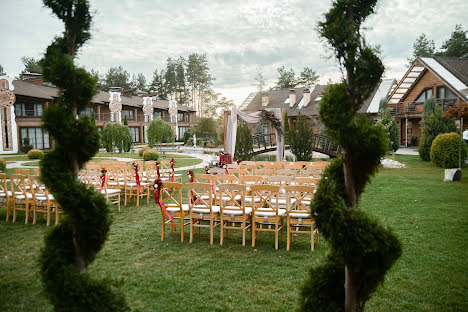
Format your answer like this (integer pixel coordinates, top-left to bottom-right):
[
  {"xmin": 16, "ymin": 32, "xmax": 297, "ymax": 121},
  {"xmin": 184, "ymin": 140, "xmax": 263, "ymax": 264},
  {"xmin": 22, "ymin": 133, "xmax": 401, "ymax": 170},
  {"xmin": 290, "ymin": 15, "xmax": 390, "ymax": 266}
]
[{"xmin": 345, "ymin": 265, "xmax": 357, "ymax": 312}]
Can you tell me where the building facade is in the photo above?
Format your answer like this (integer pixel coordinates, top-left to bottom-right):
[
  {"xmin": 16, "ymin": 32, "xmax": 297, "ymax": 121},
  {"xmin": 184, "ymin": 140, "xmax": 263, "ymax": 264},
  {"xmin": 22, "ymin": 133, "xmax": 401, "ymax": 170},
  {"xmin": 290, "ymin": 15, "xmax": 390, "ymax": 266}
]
[
  {"xmin": 0, "ymin": 75, "xmax": 196, "ymax": 152},
  {"xmin": 387, "ymin": 57, "xmax": 468, "ymax": 146}
]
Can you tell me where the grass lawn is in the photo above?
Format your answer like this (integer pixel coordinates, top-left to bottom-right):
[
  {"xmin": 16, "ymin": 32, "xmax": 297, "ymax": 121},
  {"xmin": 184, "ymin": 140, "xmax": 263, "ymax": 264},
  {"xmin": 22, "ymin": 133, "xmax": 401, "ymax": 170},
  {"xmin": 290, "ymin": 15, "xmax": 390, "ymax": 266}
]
[
  {"xmin": 95, "ymin": 152, "xmax": 195, "ymax": 159},
  {"xmin": 0, "ymin": 155, "xmax": 466, "ymax": 311}
]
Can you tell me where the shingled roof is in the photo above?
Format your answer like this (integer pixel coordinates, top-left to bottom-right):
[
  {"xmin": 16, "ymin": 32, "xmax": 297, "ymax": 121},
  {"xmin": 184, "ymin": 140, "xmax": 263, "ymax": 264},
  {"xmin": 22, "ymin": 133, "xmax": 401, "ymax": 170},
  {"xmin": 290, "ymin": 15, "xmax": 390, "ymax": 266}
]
[
  {"xmin": 244, "ymin": 82, "xmax": 390, "ymax": 117},
  {"xmin": 434, "ymin": 57, "xmax": 468, "ymax": 87}
]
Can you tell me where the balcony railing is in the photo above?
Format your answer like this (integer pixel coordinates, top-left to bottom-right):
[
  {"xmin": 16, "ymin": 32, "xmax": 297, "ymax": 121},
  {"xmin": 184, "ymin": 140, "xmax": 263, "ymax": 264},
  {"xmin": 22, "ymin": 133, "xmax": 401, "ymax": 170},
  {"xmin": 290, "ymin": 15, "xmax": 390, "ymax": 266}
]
[
  {"xmin": 388, "ymin": 98, "xmax": 456, "ymax": 116},
  {"xmin": 99, "ymin": 113, "xmax": 112, "ymax": 121}
]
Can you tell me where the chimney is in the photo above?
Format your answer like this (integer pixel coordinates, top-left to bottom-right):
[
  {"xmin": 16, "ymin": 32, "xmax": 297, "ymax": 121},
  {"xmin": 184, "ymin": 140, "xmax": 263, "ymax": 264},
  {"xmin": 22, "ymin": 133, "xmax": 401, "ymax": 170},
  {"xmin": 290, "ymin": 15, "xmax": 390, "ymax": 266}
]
[
  {"xmin": 289, "ymin": 89, "xmax": 296, "ymax": 108},
  {"xmin": 261, "ymin": 92, "xmax": 269, "ymax": 107},
  {"xmin": 303, "ymin": 88, "xmax": 311, "ymax": 107}
]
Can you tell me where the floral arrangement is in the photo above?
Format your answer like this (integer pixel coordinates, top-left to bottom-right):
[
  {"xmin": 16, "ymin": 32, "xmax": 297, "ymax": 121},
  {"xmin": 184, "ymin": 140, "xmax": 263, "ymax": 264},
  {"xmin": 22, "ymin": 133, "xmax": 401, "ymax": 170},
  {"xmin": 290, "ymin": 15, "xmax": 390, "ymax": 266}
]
[{"xmin": 260, "ymin": 110, "xmax": 283, "ymax": 135}]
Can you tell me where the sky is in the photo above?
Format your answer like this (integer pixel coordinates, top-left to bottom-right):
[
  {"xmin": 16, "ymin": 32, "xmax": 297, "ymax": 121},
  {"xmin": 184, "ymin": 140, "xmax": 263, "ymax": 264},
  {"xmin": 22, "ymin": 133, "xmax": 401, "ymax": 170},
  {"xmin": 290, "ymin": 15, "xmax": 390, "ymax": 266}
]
[{"xmin": 0, "ymin": 0, "xmax": 466, "ymax": 105}]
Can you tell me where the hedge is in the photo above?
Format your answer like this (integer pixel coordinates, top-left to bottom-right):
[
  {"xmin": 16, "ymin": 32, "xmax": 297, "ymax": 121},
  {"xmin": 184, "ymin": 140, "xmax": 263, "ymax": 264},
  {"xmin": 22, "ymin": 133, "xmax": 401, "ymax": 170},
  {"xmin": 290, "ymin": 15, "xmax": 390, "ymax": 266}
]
[
  {"xmin": 28, "ymin": 149, "xmax": 44, "ymax": 159},
  {"xmin": 430, "ymin": 132, "xmax": 467, "ymax": 168},
  {"xmin": 143, "ymin": 150, "xmax": 160, "ymax": 161}
]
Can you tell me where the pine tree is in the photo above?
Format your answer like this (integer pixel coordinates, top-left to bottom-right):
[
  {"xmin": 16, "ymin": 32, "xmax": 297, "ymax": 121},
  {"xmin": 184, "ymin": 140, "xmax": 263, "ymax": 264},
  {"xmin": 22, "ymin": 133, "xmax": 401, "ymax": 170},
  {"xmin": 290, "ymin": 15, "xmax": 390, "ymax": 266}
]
[
  {"xmin": 234, "ymin": 121, "xmax": 253, "ymax": 161},
  {"xmin": 39, "ymin": 0, "xmax": 129, "ymax": 310}
]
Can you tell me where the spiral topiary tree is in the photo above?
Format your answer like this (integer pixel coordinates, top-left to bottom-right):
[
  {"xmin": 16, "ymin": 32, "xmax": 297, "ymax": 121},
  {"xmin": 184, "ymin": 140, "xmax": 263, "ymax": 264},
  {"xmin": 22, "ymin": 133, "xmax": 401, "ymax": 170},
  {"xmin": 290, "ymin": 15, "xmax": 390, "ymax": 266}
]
[
  {"xmin": 299, "ymin": 1, "xmax": 402, "ymax": 311},
  {"xmin": 39, "ymin": 0, "xmax": 129, "ymax": 310}
]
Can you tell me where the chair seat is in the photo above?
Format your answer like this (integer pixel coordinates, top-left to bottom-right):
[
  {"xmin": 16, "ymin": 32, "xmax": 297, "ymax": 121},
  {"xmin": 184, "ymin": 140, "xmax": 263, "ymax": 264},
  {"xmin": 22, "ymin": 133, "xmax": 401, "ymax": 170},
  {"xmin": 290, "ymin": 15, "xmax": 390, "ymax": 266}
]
[
  {"xmin": 0, "ymin": 191, "xmax": 12, "ymax": 197},
  {"xmin": 35, "ymin": 194, "xmax": 55, "ymax": 201},
  {"xmin": 108, "ymin": 181, "xmax": 124, "ymax": 186},
  {"xmin": 100, "ymin": 189, "xmax": 121, "ymax": 195},
  {"xmin": 166, "ymin": 204, "xmax": 190, "ymax": 212},
  {"xmin": 254, "ymin": 208, "xmax": 286, "ymax": 217},
  {"xmin": 245, "ymin": 197, "xmax": 261, "ymax": 203},
  {"xmin": 270, "ymin": 198, "xmax": 297, "ymax": 205},
  {"xmin": 289, "ymin": 211, "xmax": 311, "ymax": 218},
  {"xmin": 15, "ymin": 193, "xmax": 33, "ymax": 200},
  {"xmin": 221, "ymin": 207, "xmax": 252, "ymax": 216},
  {"xmin": 191, "ymin": 205, "xmax": 220, "ymax": 214}
]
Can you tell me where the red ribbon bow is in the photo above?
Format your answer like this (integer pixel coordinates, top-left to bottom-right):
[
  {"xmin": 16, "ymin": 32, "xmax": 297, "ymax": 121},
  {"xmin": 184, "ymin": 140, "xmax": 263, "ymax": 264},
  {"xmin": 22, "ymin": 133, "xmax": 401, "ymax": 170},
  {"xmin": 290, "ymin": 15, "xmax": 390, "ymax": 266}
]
[
  {"xmin": 132, "ymin": 162, "xmax": 142, "ymax": 193},
  {"xmin": 170, "ymin": 158, "xmax": 175, "ymax": 182},
  {"xmin": 155, "ymin": 161, "xmax": 161, "ymax": 179},
  {"xmin": 153, "ymin": 179, "xmax": 175, "ymax": 226},
  {"xmin": 99, "ymin": 169, "xmax": 107, "ymax": 192}
]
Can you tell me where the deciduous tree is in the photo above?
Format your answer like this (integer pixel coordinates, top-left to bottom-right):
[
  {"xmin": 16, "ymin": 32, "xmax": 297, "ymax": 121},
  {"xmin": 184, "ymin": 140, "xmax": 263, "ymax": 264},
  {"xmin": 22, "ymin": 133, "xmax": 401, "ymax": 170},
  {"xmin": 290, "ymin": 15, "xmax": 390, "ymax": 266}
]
[
  {"xmin": 147, "ymin": 118, "xmax": 175, "ymax": 147},
  {"xmin": 275, "ymin": 66, "xmax": 297, "ymax": 89}
]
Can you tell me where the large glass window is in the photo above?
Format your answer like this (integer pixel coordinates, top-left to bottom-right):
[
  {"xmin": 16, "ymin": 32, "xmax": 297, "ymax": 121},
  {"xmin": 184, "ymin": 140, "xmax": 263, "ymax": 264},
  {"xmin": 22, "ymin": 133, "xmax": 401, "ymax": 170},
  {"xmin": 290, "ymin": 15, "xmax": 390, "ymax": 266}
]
[
  {"xmin": 437, "ymin": 86, "xmax": 457, "ymax": 99},
  {"xmin": 178, "ymin": 126, "xmax": 189, "ymax": 139},
  {"xmin": 129, "ymin": 127, "xmax": 140, "ymax": 143},
  {"xmin": 79, "ymin": 107, "xmax": 96, "ymax": 118},
  {"xmin": 122, "ymin": 109, "xmax": 134, "ymax": 120},
  {"xmin": 14, "ymin": 103, "xmax": 43, "ymax": 118},
  {"xmin": 185, "ymin": 114, "xmax": 190, "ymax": 122},
  {"xmin": 415, "ymin": 88, "xmax": 433, "ymax": 103},
  {"xmin": 20, "ymin": 127, "xmax": 50, "ymax": 149},
  {"xmin": 153, "ymin": 111, "xmax": 162, "ymax": 119},
  {"xmin": 177, "ymin": 113, "xmax": 184, "ymax": 122}
]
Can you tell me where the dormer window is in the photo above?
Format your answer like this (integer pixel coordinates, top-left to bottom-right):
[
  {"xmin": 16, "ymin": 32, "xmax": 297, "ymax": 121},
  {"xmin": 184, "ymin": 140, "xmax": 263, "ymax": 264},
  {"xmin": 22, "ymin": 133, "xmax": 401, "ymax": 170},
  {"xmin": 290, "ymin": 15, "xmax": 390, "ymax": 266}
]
[{"xmin": 415, "ymin": 88, "xmax": 433, "ymax": 103}]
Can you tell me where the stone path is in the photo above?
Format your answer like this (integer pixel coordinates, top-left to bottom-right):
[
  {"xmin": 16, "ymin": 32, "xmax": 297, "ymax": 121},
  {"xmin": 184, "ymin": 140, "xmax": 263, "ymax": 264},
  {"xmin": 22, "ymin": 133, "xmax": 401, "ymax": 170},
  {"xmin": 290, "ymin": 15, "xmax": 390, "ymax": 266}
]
[{"xmin": 2, "ymin": 152, "xmax": 216, "ymax": 172}]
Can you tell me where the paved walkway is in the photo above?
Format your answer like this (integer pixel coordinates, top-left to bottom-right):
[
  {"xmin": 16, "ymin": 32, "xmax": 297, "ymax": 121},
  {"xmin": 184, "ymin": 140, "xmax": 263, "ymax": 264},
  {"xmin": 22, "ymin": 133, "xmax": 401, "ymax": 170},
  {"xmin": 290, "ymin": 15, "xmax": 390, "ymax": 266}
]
[
  {"xmin": 394, "ymin": 147, "xmax": 419, "ymax": 155},
  {"xmin": 2, "ymin": 152, "xmax": 216, "ymax": 172}
]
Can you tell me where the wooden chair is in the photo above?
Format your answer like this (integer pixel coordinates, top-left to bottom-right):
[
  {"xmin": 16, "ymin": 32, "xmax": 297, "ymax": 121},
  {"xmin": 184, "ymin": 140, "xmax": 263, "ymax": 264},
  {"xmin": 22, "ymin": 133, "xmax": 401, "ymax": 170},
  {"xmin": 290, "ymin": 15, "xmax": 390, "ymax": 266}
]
[
  {"xmin": 255, "ymin": 169, "xmax": 276, "ymax": 176},
  {"xmin": 93, "ymin": 170, "xmax": 122, "ymax": 212},
  {"xmin": 255, "ymin": 161, "xmax": 272, "ymax": 169},
  {"xmin": 285, "ymin": 185, "xmax": 318, "ymax": 251},
  {"xmin": 187, "ymin": 182, "xmax": 220, "ymax": 245},
  {"xmin": 158, "ymin": 182, "xmax": 189, "ymax": 243},
  {"xmin": 226, "ymin": 163, "xmax": 240, "ymax": 169},
  {"xmin": 192, "ymin": 174, "xmax": 212, "ymax": 183},
  {"xmin": 123, "ymin": 167, "xmax": 150, "ymax": 206},
  {"xmin": 239, "ymin": 164, "xmax": 256, "ymax": 174},
  {"xmin": 239, "ymin": 161, "xmax": 256, "ymax": 166},
  {"xmin": 250, "ymin": 184, "xmax": 284, "ymax": 250},
  {"xmin": 219, "ymin": 183, "xmax": 250, "ymax": 246},
  {"xmin": 265, "ymin": 176, "xmax": 294, "ymax": 208},
  {"xmin": 295, "ymin": 177, "xmax": 320, "ymax": 186},
  {"xmin": 209, "ymin": 167, "xmax": 226, "ymax": 175},
  {"xmin": 15, "ymin": 168, "xmax": 30, "ymax": 176},
  {"xmin": 238, "ymin": 175, "xmax": 264, "ymax": 186},
  {"xmin": 283, "ymin": 163, "xmax": 304, "ymax": 171},
  {"xmin": 0, "ymin": 173, "xmax": 11, "ymax": 221},
  {"xmin": 276, "ymin": 161, "xmax": 291, "ymax": 167},
  {"xmin": 29, "ymin": 175, "xmax": 51, "ymax": 226},
  {"xmin": 301, "ymin": 169, "xmax": 319, "ymax": 177},
  {"xmin": 10, "ymin": 174, "xmax": 32, "ymax": 224},
  {"xmin": 226, "ymin": 168, "xmax": 248, "ymax": 178},
  {"xmin": 211, "ymin": 174, "xmax": 237, "ymax": 206},
  {"xmin": 263, "ymin": 162, "xmax": 282, "ymax": 170},
  {"xmin": 277, "ymin": 169, "xmax": 297, "ymax": 177},
  {"xmin": 32, "ymin": 168, "xmax": 40, "ymax": 176},
  {"xmin": 295, "ymin": 161, "xmax": 312, "ymax": 167}
]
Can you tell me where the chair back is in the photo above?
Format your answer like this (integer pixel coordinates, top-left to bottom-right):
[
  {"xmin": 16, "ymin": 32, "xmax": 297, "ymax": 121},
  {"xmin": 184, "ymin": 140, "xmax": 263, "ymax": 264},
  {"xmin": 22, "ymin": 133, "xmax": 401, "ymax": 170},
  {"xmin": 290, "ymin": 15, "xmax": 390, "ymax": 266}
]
[
  {"xmin": 295, "ymin": 176, "xmax": 319, "ymax": 186},
  {"xmin": 227, "ymin": 168, "xmax": 248, "ymax": 177},
  {"xmin": 277, "ymin": 169, "xmax": 297, "ymax": 177},
  {"xmin": 15, "ymin": 169, "xmax": 30, "ymax": 177},
  {"xmin": 255, "ymin": 161, "xmax": 272, "ymax": 169},
  {"xmin": 192, "ymin": 174, "xmax": 212, "ymax": 183},
  {"xmin": 226, "ymin": 163, "xmax": 239, "ymax": 169},
  {"xmin": 255, "ymin": 169, "xmax": 276, "ymax": 176},
  {"xmin": 160, "ymin": 182, "xmax": 183, "ymax": 210},
  {"xmin": 265, "ymin": 175, "xmax": 294, "ymax": 186},
  {"xmin": 263, "ymin": 162, "xmax": 282, "ymax": 170},
  {"xmin": 238, "ymin": 175, "xmax": 263, "ymax": 185},
  {"xmin": 10, "ymin": 174, "xmax": 28, "ymax": 198},
  {"xmin": 239, "ymin": 161, "xmax": 256, "ymax": 166},
  {"xmin": 33, "ymin": 168, "xmax": 40, "ymax": 176},
  {"xmin": 209, "ymin": 167, "xmax": 226, "ymax": 175},
  {"xmin": 0, "ymin": 173, "xmax": 9, "ymax": 199},
  {"xmin": 187, "ymin": 182, "xmax": 215, "ymax": 212},
  {"xmin": 249, "ymin": 184, "xmax": 280, "ymax": 212},
  {"xmin": 301, "ymin": 169, "xmax": 319, "ymax": 177},
  {"xmin": 285, "ymin": 185, "xmax": 315, "ymax": 214},
  {"xmin": 219, "ymin": 183, "xmax": 247, "ymax": 214}
]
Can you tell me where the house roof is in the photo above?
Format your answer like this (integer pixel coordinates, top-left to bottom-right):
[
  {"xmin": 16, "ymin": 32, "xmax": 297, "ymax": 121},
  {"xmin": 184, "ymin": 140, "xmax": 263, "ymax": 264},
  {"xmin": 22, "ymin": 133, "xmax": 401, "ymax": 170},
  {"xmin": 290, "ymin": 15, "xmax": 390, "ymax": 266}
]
[
  {"xmin": 388, "ymin": 57, "xmax": 468, "ymax": 104},
  {"xmin": 243, "ymin": 81, "xmax": 392, "ymax": 117},
  {"xmin": 11, "ymin": 80, "xmax": 195, "ymax": 112}
]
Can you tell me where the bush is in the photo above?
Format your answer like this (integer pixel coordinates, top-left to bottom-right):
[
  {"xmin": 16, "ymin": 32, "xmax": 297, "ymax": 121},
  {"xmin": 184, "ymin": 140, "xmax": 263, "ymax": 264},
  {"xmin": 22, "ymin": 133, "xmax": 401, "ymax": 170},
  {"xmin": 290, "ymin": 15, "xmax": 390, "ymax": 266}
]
[
  {"xmin": 430, "ymin": 132, "xmax": 467, "ymax": 168},
  {"xmin": 377, "ymin": 109, "xmax": 399, "ymax": 152},
  {"xmin": 192, "ymin": 117, "xmax": 217, "ymax": 140},
  {"xmin": 234, "ymin": 121, "xmax": 253, "ymax": 161},
  {"xmin": 419, "ymin": 106, "xmax": 457, "ymax": 161},
  {"xmin": 289, "ymin": 115, "xmax": 314, "ymax": 161},
  {"xmin": 183, "ymin": 131, "xmax": 190, "ymax": 145},
  {"xmin": 102, "ymin": 123, "xmax": 132, "ymax": 153},
  {"xmin": 138, "ymin": 146, "xmax": 150, "ymax": 157},
  {"xmin": 28, "ymin": 149, "xmax": 44, "ymax": 159},
  {"xmin": 196, "ymin": 138, "xmax": 205, "ymax": 147},
  {"xmin": 143, "ymin": 150, "xmax": 160, "ymax": 161},
  {"xmin": 147, "ymin": 119, "xmax": 174, "ymax": 147},
  {"xmin": 0, "ymin": 158, "xmax": 6, "ymax": 172}
]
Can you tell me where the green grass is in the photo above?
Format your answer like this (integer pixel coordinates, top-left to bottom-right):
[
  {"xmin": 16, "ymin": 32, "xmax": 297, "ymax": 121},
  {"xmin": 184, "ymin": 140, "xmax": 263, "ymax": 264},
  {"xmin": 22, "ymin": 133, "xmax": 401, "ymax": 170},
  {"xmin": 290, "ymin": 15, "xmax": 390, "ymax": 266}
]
[
  {"xmin": 0, "ymin": 155, "xmax": 466, "ymax": 311},
  {"xmin": 95, "ymin": 152, "xmax": 195, "ymax": 160}
]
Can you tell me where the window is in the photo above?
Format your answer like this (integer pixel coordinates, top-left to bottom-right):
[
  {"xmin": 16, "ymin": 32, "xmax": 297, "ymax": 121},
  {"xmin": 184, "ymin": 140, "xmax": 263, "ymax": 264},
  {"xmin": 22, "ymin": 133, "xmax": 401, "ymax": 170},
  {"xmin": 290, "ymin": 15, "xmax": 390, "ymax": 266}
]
[
  {"xmin": 14, "ymin": 103, "xmax": 43, "ymax": 118},
  {"xmin": 129, "ymin": 127, "xmax": 140, "ymax": 143},
  {"xmin": 178, "ymin": 126, "xmax": 189, "ymax": 139},
  {"xmin": 122, "ymin": 109, "xmax": 134, "ymax": 120},
  {"xmin": 79, "ymin": 107, "xmax": 96, "ymax": 118},
  {"xmin": 415, "ymin": 88, "xmax": 433, "ymax": 103},
  {"xmin": 20, "ymin": 127, "xmax": 50, "ymax": 149},
  {"xmin": 437, "ymin": 86, "xmax": 457, "ymax": 99},
  {"xmin": 153, "ymin": 111, "xmax": 162, "ymax": 119},
  {"xmin": 185, "ymin": 114, "xmax": 190, "ymax": 122},
  {"xmin": 177, "ymin": 113, "xmax": 184, "ymax": 122}
]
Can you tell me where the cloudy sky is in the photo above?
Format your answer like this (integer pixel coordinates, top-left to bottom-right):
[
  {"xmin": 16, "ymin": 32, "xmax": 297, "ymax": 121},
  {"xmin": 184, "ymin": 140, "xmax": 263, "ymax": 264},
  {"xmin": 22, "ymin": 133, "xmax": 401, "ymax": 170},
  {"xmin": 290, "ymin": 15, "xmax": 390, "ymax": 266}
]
[{"xmin": 0, "ymin": 0, "xmax": 466, "ymax": 104}]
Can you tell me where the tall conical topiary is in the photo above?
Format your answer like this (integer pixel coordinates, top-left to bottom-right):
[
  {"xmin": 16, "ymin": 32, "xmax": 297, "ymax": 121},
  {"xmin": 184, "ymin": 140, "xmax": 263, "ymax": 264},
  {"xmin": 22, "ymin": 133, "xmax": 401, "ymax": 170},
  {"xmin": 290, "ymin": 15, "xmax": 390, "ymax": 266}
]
[
  {"xmin": 299, "ymin": 1, "xmax": 402, "ymax": 311},
  {"xmin": 39, "ymin": 0, "xmax": 129, "ymax": 310}
]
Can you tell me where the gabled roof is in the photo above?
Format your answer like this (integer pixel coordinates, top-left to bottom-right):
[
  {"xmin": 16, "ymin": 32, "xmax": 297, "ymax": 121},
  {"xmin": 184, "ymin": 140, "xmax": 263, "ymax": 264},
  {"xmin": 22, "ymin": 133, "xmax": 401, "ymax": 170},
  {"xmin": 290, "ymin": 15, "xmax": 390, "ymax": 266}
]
[{"xmin": 388, "ymin": 57, "xmax": 468, "ymax": 104}]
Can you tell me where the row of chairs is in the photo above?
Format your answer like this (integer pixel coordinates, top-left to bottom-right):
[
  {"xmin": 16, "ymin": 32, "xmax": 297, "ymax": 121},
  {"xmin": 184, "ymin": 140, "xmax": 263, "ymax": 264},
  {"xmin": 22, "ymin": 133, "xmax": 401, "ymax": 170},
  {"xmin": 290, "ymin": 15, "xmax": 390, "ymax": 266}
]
[
  {"xmin": 0, "ymin": 173, "xmax": 62, "ymax": 226},
  {"xmin": 158, "ymin": 181, "xmax": 318, "ymax": 251}
]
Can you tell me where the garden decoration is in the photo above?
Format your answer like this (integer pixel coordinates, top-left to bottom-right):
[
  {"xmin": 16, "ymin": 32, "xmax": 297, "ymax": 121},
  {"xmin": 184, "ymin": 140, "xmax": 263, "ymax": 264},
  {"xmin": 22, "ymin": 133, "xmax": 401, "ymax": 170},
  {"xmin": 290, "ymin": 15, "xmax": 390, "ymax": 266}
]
[
  {"xmin": 153, "ymin": 178, "xmax": 175, "ymax": 225},
  {"xmin": 188, "ymin": 170, "xmax": 194, "ymax": 183},
  {"xmin": 99, "ymin": 168, "xmax": 107, "ymax": 192},
  {"xmin": 38, "ymin": 0, "xmax": 129, "ymax": 310},
  {"xmin": 170, "ymin": 158, "xmax": 175, "ymax": 182},
  {"xmin": 132, "ymin": 162, "xmax": 142, "ymax": 193},
  {"xmin": 299, "ymin": 1, "xmax": 402, "ymax": 312},
  {"xmin": 155, "ymin": 161, "xmax": 161, "ymax": 178},
  {"xmin": 260, "ymin": 110, "xmax": 284, "ymax": 135}
]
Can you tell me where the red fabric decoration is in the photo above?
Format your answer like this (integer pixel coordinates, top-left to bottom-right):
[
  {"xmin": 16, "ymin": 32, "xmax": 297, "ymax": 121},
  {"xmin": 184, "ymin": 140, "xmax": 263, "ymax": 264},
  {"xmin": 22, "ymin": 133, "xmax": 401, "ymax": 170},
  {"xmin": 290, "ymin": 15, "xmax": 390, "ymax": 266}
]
[
  {"xmin": 170, "ymin": 158, "xmax": 175, "ymax": 182},
  {"xmin": 132, "ymin": 163, "xmax": 142, "ymax": 193},
  {"xmin": 99, "ymin": 169, "xmax": 107, "ymax": 192},
  {"xmin": 153, "ymin": 179, "xmax": 175, "ymax": 225}
]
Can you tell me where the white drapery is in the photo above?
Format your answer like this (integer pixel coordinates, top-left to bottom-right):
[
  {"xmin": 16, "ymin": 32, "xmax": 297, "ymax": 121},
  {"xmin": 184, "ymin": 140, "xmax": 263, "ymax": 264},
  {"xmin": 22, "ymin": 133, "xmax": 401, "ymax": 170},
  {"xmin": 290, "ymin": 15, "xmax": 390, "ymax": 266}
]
[{"xmin": 225, "ymin": 108, "xmax": 284, "ymax": 161}]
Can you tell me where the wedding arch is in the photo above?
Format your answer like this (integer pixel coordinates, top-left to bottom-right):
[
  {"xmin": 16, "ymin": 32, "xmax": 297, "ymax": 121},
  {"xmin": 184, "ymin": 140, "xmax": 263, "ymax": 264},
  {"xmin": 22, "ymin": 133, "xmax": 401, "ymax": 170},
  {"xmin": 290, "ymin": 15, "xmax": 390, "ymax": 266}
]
[{"xmin": 224, "ymin": 108, "xmax": 285, "ymax": 161}]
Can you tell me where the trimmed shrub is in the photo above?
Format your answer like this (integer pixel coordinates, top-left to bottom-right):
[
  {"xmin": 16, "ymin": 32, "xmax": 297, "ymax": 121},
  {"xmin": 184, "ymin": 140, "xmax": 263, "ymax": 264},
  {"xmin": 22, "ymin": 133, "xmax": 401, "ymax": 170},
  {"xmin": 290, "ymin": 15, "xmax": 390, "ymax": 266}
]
[
  {"xmin": 234, "ymin": 121, "xmax": 253, "ymax": 161},
  {"xmin": 28, "ymin": 149, "xmax": 44, "ymax": 159},
  {"xmin": 143, "ymin": 150, "xmax": 160, "ymax": 161},
  {"xmin": 147, "ymin": 119, "xmax": 174, "ymax": 147},
  {"xmin": 289, "ymin": 115, "xmax": 314, "ymax": 161},
  {"xmin": 0, "ymin": 158, "xmax": 6, "ymax": 172},
  {"xmin": 138, "ymin": 146, "xmax": 150, "ymax": 157},
  {"xmin": 430, "ymin": 132, "xmax": 467, "ymax": 168}
]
